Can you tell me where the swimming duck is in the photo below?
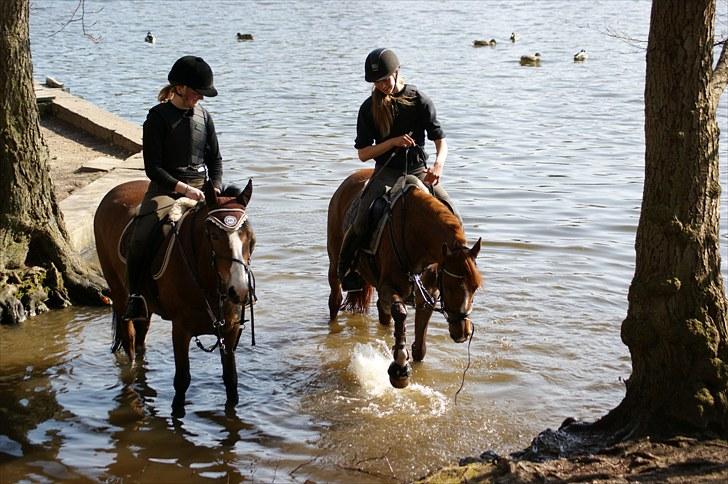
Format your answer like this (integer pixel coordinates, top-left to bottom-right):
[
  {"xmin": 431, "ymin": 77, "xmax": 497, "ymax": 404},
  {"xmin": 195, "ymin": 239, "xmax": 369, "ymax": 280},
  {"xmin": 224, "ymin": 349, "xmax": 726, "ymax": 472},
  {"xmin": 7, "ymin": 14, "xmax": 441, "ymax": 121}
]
[
  {"xmin": 519, "ymin": 53, "xmax": 541, "ymax": 66},
  {"xmin": 237, "ymin": 33, "xmax": 254, "ymax": 41},
  {"xmin": 144, "ymin": 31, "xmax": 155, "ymax": 44},
  {"xmin": 473, "ymin": 38, "xmax": 496, "ymax": 47},
  {"xmin": 573, "ymin": 49, "xmax": 588, "ymax": 62},
  {"xmin": 510, "ymin": 32, "xmax": 519, "ymax": 42}
]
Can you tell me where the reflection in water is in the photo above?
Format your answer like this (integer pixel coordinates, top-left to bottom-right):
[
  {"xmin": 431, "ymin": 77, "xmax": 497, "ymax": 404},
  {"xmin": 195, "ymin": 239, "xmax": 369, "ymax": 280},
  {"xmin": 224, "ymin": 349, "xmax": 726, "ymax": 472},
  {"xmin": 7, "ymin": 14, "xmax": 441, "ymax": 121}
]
[
  {"xmin": 105, "ymin": 366, "xmax": 247, "ymax": 482},
  {"xmin": 0, "ymin": 310, "xmax": 83, "ymax": 481},
  {"xmin": 10, "ymin": 0, "xmax": 724, "ymax": 481}
]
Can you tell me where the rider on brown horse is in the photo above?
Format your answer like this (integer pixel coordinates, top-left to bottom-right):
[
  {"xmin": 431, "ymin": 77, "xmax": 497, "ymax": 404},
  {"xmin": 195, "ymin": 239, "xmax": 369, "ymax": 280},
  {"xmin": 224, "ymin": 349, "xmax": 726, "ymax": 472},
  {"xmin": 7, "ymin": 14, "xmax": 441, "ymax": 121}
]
[
  {"xmin": 338, "ymin": 48, "xmax": 459, "ymax": 291},
  {"xmin": 125, "ymin": 56, "xmax": 224, "ymax": 321}
]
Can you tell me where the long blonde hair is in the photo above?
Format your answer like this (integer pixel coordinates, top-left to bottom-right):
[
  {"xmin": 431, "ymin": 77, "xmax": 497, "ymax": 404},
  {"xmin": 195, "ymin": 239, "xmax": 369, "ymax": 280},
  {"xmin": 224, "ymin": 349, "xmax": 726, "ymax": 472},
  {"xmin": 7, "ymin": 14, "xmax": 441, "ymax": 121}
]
[
  {"xmin": 157, "ymin": 84, "xmax": 178, "ymax": 102},
  {"xmin": 371, "ymin": 76, "xmax": 414, "ymax": 137}
]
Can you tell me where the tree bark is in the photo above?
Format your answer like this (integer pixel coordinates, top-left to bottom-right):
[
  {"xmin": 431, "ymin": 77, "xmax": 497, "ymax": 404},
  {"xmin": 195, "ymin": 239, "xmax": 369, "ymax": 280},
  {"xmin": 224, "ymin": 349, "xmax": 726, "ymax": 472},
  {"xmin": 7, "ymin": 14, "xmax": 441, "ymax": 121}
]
[
  {"xmin": 0, "ymin": 0, "xmax": 105, "ymax": 306},
  {"xmin": 603, "ymin": 0, "xmax": 728, "ymax": 438}
]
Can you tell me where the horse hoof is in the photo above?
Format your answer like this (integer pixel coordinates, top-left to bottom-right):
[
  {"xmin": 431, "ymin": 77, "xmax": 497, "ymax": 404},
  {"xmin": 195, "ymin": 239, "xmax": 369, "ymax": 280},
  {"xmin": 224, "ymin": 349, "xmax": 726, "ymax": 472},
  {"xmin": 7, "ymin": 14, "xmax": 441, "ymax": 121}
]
[
  {"xmin": 388, "ymin": 361, "xmax": 411, "ymax": 388},
  {"xmin": 412, "ymin": 343, "xmax": 426, "ymax": 362},
  {"xmin": 172, "ymin": 395, "xmax": 186, "ymax": 418},
  {"xmin": 390, "ymin": 375, "xmax": 410, "ymax": 388},
  {"xmin": 171, "ymin": 405, "xmax": 186, "ymax": 419}
]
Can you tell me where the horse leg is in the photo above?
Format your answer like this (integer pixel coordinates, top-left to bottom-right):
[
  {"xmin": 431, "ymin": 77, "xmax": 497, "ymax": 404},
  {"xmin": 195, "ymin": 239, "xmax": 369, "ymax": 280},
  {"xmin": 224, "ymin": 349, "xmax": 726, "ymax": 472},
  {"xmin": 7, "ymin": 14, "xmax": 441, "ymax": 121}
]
[
  {"xmin": 122, "ymin": 318, "xmax": 137, "ymax": 364},
  {"xmin": 133, "ymin": 318, "xmax": 151, "ymax": 357},
  {"xmin": 412, "ymin": 303, "xmax": 434, "ymax": 362},
  {"xmin": 388, "ymin": 295, "xmax": 411, "ymax": 388},
  {"xmin": 376, "ymin": 297, "xmax": 393, "ymax": 326},
  {"xmin": 328, "ymin": 262, "xmax": 342, "ymax": 322},
  {"xmin": 220, "ymin": 327, "xmax": 240, "ymax": 409},
  {"xmin": 171, "ymin": 325, "xmax": 192, "ymax": 418}
]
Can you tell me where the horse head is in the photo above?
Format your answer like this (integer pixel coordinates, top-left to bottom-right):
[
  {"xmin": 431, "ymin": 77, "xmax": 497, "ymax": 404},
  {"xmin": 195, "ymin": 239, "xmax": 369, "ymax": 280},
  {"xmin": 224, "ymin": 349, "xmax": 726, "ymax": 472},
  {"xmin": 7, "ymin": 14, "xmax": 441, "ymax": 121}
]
[
  {"xmin": 440, "ymin": 237, "xmax": 482, "ymax": 343},
  {"xmin": 203, "ymin": 179, "xmax": 256, "ymax": 317}
]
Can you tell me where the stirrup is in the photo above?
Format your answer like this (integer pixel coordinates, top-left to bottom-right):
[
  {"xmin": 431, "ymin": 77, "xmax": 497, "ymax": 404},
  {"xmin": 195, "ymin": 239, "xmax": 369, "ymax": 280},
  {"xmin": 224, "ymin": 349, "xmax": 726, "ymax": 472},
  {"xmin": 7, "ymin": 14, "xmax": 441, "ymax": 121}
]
[
  {"xmin": 341, "ymin": 271, "xmax": 365, "ymax": 292},
  {"xmin": 124, "ymin": 294, "xmax": 148, "ymax": 321}
]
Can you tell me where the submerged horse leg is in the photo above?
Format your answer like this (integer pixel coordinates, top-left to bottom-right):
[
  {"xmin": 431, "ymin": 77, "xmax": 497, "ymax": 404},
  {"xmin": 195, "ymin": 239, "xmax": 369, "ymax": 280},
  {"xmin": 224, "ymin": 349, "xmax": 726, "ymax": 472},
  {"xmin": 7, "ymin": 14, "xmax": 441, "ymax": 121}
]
[
  {"xmin": 220, "ymin": 326, "xmax": 241, "ymax": 409},
  {"xmin": 133, "ymin": 319, "xmax": 151, "ymax": 357},
  {"xmin": 412, "ymin": 302, "xmax": 434, "ymax": 362},
  {"xmin": 171, "ymin": 324, "xmax": 192, "ymax": 418},
  {"xmin": 388, "ymin": 295, "xmax": 411, "ymax": 388},
  {"xmin": 120, "ymin": 317, "xmax": 138, "ymax": 364},
  {"xmin": 376, "ymin": 298, "xmax": 393, "ymax": 326},
  {"xmin": 327, "ymin": 261, "xmax": 343, "ymax": 322}
]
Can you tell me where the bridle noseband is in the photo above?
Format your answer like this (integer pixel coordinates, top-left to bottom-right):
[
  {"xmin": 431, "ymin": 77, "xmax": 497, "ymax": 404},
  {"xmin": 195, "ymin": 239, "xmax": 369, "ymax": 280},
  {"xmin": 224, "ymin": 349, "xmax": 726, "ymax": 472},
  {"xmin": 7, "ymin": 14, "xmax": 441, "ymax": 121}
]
[{"xmin": 411, "ymin": 264, "xmax": 472, "ymax": 324}]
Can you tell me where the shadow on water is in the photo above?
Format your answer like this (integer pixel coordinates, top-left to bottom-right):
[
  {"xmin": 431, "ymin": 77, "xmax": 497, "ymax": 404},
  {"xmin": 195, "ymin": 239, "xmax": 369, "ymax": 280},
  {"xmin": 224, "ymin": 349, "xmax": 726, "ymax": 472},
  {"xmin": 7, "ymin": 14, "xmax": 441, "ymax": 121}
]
[{"xmin": 103, "ymin": 358, "xmax": 257, "ymax": 482}]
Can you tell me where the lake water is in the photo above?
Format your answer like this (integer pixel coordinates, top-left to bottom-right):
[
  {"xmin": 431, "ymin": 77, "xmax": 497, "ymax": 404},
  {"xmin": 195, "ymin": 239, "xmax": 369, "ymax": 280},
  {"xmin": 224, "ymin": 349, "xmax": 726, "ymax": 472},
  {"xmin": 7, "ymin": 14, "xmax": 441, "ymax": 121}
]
[{"xmin": 1, "ymin": 0, "xmax": 727, "ymax": 482}]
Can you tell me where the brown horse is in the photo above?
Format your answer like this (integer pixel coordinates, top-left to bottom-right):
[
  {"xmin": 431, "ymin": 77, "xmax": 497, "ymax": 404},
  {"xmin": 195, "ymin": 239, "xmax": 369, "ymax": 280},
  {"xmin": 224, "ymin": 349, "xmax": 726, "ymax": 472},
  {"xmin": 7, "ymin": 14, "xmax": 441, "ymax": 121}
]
[
  {"xmin": 94, "ymin": 179, "xmax": 256, "ymax": 417},
  {"xmin": 327, "ymin": 169, "xmax": 482, "ymax": 388}
]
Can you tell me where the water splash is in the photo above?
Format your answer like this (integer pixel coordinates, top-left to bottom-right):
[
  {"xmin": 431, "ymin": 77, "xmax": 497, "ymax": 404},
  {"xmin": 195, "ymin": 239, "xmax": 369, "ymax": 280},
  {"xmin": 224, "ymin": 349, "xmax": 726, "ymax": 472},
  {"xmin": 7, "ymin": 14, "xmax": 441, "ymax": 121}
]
[{"xmin": 347, "ymin": 341, "xmax": 449, "ymax": 417}]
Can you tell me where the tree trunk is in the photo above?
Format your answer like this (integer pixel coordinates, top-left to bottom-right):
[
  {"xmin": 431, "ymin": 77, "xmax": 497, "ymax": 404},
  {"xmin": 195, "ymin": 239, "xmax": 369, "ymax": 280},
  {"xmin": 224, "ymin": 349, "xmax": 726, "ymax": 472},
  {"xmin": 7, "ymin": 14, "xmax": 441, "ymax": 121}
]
[
  {"xmin": 603, "ymin": 0, "xmax": 728, "ymax": 438},
  {"xmin": 0, "ymin": 0, "xmax": 105, "ymax": 307}
]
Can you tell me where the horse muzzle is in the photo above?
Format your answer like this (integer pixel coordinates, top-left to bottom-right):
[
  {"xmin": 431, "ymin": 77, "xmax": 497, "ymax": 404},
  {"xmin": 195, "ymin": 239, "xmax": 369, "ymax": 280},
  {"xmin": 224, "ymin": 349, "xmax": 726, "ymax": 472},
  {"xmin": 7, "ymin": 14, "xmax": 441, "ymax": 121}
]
[{"xmin": 448, "ymin": 316, "xmax": 473, "ymax": 343}]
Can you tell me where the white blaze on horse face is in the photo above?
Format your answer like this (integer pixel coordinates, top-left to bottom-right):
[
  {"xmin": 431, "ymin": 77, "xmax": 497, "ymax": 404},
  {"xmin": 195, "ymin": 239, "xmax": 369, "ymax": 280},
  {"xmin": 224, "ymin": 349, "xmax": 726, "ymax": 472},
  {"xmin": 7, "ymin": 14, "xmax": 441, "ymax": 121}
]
[{"xmin": 227, "ymin": 231, "xmax": 249, "ymax": 300}]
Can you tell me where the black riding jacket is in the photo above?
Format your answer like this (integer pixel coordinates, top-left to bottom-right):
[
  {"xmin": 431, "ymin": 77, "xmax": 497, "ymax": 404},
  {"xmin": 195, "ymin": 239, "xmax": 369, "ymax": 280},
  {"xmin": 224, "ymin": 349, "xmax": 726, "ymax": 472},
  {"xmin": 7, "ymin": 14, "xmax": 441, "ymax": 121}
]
[
  {"xmin": 142, "ymin": 102, "xmax": 223, "ymax": 191},
  {"xmin": 354, "ymin": 84, "xmax": 445, "ymax": 171}
]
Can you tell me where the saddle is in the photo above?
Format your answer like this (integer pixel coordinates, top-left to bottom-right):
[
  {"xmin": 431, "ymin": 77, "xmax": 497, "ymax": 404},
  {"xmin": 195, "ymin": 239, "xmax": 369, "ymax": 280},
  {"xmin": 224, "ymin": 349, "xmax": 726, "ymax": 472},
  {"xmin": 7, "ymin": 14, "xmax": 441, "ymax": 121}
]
[
  {"xmin": 118, "ymin": 197, "xmax": 199, "ymax": 281},
  {"xmin": 345, "ymin": 174, "xmax": 431, "ymax": 256}
]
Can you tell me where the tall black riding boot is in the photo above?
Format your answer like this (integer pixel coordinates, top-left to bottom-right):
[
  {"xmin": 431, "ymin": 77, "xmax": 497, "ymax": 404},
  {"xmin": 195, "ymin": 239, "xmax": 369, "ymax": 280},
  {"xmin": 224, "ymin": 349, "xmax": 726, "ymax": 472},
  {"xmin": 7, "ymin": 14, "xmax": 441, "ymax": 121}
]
[
  {"xmin": 338, "ymin": 227, "xmax": 365, "ymax": 291},
  {"xmin": 123, "ymin": 245, "xmax": 149, "ymax": 321}
]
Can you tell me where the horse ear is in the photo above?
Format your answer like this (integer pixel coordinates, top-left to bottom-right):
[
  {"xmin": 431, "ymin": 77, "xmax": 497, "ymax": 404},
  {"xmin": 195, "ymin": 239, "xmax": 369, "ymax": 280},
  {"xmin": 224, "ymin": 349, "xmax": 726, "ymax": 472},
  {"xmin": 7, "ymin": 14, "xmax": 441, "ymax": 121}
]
[
  {"xmin": 469, "ymin": 237, "xmax": 482, "ymax": 259},
  {"xmin": 204, "ymin": 181, "xmax": 218, "ymax": 208},
  {"xmin": 237, "ymin": 178, "xmax": 253, "ymax": 207}
]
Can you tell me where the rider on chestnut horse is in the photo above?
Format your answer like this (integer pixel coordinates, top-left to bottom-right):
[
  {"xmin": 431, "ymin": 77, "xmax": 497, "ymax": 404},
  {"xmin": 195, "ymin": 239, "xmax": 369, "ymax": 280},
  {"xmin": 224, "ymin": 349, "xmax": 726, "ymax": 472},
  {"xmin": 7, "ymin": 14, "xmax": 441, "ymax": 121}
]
[
  {"xmin": 338, "ymin": 48, "xmax": 459, "ymax": 292},
  {"xmin": 125, "ymin": 55, "xmax": 224, "ymax": 321}
]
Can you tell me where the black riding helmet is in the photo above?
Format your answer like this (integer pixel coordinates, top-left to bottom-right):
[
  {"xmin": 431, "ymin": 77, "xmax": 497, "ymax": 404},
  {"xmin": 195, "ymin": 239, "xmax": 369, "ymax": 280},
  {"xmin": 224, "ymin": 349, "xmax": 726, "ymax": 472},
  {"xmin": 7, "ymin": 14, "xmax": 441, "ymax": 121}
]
[
  {"xmin": 364, "ymin": 48, "xmax": 400, "ymax": 82},
  {"xmin": 168, "ymin": 55, "xmax": 218, "ymax": 97}
]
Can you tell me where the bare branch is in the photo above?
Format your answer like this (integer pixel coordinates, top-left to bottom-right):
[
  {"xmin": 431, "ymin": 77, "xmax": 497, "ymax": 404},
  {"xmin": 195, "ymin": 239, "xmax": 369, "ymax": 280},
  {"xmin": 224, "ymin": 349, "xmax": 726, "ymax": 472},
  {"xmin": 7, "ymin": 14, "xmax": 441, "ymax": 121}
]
[
  {"xmin": 48, "ymin": 0, "xmax": 102, "ymax": 43},
  {"xmin": 602, "ymin": 26, "xmax": 649, "ymax": 51},
  {"xmin": 711, "ymin": 38, "xmax": 728, "ymax": 106}
]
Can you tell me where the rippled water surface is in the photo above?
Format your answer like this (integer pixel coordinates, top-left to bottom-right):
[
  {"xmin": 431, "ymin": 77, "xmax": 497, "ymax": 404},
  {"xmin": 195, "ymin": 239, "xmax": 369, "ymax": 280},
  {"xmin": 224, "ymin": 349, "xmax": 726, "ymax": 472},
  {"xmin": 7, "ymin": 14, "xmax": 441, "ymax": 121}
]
[{"xmin": 2, "ymin": 0, "xmax": 727, "ymax": 482}]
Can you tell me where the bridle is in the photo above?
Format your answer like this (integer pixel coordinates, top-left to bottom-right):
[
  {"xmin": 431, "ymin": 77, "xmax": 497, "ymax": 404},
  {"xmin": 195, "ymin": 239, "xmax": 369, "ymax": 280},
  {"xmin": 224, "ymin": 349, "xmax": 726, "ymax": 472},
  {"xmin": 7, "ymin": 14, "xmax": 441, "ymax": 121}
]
[
  {"xmin": 410, "ymin": 264, "xmax": 472, "ymax": 325},
  {"xmin": 388, "ymin": 188, "xmax": 473, "ymax": 325},
  {"xmin": 172, "ymin": 203, "xmax": 257, "ymax": 357}
]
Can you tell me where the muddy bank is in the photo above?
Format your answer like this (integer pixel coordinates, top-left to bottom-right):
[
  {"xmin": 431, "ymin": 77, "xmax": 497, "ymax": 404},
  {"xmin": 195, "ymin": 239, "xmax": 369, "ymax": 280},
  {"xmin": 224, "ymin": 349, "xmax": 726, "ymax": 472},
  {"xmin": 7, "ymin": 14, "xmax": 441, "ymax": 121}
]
[{"xmin": 419, "ymin": 436, "xmax": 728, "ymax": 483}]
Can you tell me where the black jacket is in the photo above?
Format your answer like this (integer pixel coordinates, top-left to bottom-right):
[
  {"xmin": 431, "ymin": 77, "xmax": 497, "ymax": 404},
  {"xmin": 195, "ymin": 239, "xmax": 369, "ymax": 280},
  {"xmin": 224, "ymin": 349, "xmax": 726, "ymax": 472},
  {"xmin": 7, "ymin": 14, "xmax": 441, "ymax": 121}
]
[{"xmin": 142, "ymin": 102, "xmax": 223, "ymax": 191}]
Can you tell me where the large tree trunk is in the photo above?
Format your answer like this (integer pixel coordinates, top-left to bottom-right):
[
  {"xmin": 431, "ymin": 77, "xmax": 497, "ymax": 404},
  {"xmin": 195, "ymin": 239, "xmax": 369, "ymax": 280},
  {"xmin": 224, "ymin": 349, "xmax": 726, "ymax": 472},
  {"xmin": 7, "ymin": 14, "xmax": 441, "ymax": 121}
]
[
  {"xmin": 0, "ymin": 0, "xmax": 105, "ymax": 312},
  {"xmin": 602, "ymin": 0, "xmax": 728, "ymax": 438}
]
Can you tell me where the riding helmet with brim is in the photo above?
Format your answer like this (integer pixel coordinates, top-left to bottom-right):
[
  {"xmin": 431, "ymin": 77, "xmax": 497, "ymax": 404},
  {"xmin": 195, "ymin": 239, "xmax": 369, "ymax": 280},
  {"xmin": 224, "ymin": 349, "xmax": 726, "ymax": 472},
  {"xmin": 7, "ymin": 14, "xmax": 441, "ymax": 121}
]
[
  {"xmin": 168, "ymin": 55, "xmax": 218, "ymax": 97},
  {"xmin": 364, "ymin": 48, "xmax": 400, "ymax": 82}
]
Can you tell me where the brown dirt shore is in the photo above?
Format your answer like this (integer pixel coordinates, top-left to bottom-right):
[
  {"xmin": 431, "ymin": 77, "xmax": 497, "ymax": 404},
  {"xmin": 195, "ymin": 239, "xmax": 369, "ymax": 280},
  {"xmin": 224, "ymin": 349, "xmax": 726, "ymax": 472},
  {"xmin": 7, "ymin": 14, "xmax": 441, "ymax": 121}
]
[
  {"xmin": 41, "ymin": 114, "xmax": 132, "ymax": 201},
  {"xmin": 39, "ymin": 117, "xmax": 728, "ymax": 483},
  {"xmin": 418, "ymin": 436, "xmax": 728, "ymax": 483}
]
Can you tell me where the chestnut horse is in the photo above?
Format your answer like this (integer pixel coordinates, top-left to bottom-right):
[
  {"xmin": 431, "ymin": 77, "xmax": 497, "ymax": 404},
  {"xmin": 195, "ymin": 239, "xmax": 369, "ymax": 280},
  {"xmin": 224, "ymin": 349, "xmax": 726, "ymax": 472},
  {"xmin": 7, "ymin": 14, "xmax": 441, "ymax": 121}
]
[
  {"xmin": 327, "ymin": 169, "xmax": 482, "ymax": 388},
  {"xmin": 94, "ymin": 179, "xmax": 256, "ymax": 417}
]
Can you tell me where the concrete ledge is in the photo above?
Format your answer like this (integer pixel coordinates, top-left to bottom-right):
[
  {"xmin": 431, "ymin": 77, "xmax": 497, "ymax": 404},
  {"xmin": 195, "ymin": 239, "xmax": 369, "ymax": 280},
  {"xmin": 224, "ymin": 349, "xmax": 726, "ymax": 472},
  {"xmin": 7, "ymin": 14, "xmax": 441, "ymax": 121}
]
[
  {"xmin": 60, "ymin": 161, "xmax": 145, "ymax": 254},
  {"xmin": 35, "ymin": 83, "xmax": 142, "ymax": 153},
  {"xmin": 35, "ymin": 83, "xmax": 147, "ymax": 253}
]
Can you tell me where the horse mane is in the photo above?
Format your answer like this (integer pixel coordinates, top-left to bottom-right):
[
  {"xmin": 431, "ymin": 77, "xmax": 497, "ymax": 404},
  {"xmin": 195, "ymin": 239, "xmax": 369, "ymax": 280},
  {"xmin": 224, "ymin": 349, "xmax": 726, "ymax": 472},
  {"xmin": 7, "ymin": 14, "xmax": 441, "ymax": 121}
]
[
  {"xmin": 412, "ymin": 190, "xmax": 482, "ymax": 288},
  {"xmin": 220, "ymin": 184, "xmax": 243, "ymax": 197},
  {"xmin": 412, "ymin": 189, "xmax": 465, "ymax": 241}
]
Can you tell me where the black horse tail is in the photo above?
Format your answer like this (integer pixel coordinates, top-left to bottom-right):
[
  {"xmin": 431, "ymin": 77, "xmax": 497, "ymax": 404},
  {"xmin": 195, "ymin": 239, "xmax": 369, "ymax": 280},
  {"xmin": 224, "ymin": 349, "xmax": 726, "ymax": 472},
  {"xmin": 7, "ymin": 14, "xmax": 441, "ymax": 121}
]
[
  {"xmin": 110, "ymin": 310, "xmax": 123, "ymax": 353},
  {"xmin": 342, "ymin": 283, "xmax": 374, "ymax": 314}
]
